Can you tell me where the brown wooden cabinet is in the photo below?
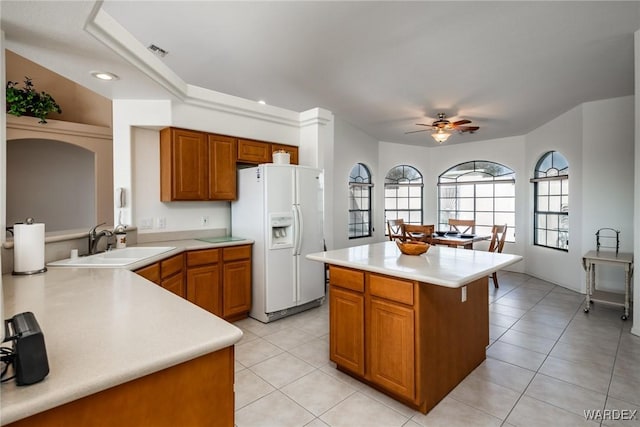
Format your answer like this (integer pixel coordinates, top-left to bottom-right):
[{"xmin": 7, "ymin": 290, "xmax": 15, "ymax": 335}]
[
  {"xmin": 135, "ymin": 254, "xmax": 185, "ymax": 298},
  {"xmin": 208, "ymin": 134, "xmax": 237, "ymax": 200},
  {"xmin": 237, "ymin": 138, "xmax": 271, "ymax": 164},
  {"xmin": 185, "ymin": 245, "xmax": 252, "ymax": 321},
  {"xmin": 222, "ymin": 245, "xmax": 252, "ymax": 321},
  {"xmin": 237, "ymin": 138, "xmax": 299, "ymax": 165},
  {"xmin": 329, "ymin": 286, "xmax": 365, "ymax": 376},
  {"xmin": 186, "ymin": 248, "xmax": 222, "ymax": 316},
  {"xmin": 160, "ymin": 128, "xmax": 237, "ymax": 201},
  {"xmin": 137, "ymin": 245, "xmax": 252, "ymax": 321},
  {"xmin": 328, "ymin": 265, "xmax": 489, "ymax": 414}
]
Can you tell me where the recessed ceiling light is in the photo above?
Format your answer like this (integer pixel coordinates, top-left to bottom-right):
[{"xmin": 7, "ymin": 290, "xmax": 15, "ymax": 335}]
[
  {"xmin": 258, "ymin": 100, "xmax": 267, "ymax": 105},
  {"xmin": 91, "ymin": 71, "xmax": 119, "ymax": 81}
]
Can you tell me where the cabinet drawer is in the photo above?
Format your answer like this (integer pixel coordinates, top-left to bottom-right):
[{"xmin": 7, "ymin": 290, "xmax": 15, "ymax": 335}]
[
  {"xmin": 136, "ymin": 262, "xmax": 160, "ymax": 285},
  {"xmin": 330, "ymin": 266, "xmax": 364, "ymax": 292},
  {"xmin": 369, "ymin": 274, "xmax": 414, "ymax": 306},
  {"xmin": 223, "ymin": 245, "xmax": 251, "ymax": 261},
  {"xmin": 161, "ymin": 254, "xmax": 184, "ymax": 279},
  {"xmin": 187, "ymin": 248, "xmax": 219, "ymax": 267}
]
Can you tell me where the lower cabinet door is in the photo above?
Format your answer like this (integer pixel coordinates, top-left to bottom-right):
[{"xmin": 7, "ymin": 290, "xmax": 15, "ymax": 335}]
[
  {"xmin": 329, "ymin": 286, "xmax": 365, "ymax": 376},
  {"xmin": 161, "ymin": 272, "xmax": 185, "ymax": 298},
  {"xmin": 186, "ymin": 265, "xmax": 221, "ymax": 316},
  {"xmin": 222, "ymin": 260, "xmax": 251, "ymax": 319},
  {"xmin": 368, "ymin": 297, "xmax": 415, "ymax": 400}
]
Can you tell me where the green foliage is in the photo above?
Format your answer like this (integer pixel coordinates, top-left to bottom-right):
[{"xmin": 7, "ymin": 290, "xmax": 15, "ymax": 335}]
[{"xmin": 6, "ymin": 77, "xmax": 62, "ymax": 124}]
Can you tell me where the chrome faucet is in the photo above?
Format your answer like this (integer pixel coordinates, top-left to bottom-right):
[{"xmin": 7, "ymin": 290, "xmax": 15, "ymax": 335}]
[{"xmin": 88, "ymin": 223, "xmax": 114, "ymax": 255}]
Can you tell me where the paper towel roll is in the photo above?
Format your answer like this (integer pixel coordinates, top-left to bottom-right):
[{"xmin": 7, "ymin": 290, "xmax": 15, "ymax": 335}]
[{"xmin": 13, "ymin": 223, "xmax": 47, "ymax": 275}]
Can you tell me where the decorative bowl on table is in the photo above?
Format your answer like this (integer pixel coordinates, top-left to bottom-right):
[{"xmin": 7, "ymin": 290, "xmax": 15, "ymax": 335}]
[
  {"xmin": 396, "ymin": 239, "xmax": 430, "ymax": 255},
  {"xmin": 435, "ymin": 231, "xmax": 447, "ymax": 237}
]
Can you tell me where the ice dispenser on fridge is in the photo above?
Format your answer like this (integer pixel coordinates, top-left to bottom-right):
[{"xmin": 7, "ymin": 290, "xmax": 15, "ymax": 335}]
[{"xmin": 269, "ymin": 214, "xmax": 293, "ymax": 248}]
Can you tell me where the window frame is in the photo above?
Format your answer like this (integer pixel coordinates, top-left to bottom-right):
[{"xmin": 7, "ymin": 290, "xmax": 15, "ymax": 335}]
[
  {"xmin": 437, "ymin": 160, "xmax": 516, "ymax": 242},
  {"xmin": 531, "ymin": 151, "xmax": 569, "ymax": 251},
  {"xmin": 384, "ymin": 165, "xmax": 424, "ymax": 232},
  {"xmin": 348, "ymin": 163, "xmax": 373, "ymax": 239}
]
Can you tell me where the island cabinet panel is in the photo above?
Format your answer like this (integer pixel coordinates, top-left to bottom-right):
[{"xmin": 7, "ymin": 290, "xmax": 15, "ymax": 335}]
[
  {"xmin": 367, "ymin": 297, "xmax": 415, "ymax": 400},
  {"xmin": 6, "ymin": 347, "xmax": 235, "ymax": 427},
  {"xmin": 328, "ymin": 265, "xmax": 488, "ymax": 414},
  {"xmin": 329, "ymin": 286, "xmax": 365, "ymax": 376}
]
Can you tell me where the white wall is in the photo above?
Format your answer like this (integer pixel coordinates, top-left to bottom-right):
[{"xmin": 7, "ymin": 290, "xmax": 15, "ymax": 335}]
[
  {"xmin": 330, "ymin": 118, "xmax": 379, "ymax": 250},
  {"xmin": 582, "ymin": 96, "xmax": 634, "ymax": 292},
  {"xmin": 525, "ymin": 105, "xmax": 584, "ymax": 291}
]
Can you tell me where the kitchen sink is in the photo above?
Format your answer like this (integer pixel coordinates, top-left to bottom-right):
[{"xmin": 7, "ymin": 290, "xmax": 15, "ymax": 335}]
[{"xmin": 47, "ymin": 246, "xmax": 176, "ymax": 268}]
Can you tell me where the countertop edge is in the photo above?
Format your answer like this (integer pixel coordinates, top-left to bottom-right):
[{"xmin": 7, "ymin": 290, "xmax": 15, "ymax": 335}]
[{"xmin": 307, "ymin": 251, "xmax": 523, "ymax": 288}]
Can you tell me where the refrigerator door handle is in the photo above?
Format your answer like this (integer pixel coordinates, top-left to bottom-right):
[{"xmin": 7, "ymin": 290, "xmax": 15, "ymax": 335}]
[{"xmin": 295, "ymin": 205, "xmax": 303, "ymax": 255}]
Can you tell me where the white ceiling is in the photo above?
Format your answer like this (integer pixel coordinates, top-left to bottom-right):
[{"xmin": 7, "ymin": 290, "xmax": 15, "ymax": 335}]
[{"xmin": 2, "ymin": 1, "xmax": 639, "ymax": 147}]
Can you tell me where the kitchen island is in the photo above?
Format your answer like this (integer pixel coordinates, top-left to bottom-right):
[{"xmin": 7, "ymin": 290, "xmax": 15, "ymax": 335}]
[
  {"xmin": 307, "ymin": 241, "xmax": 522, "ymax": 414},
  {"xmin": 1, "ymin": 267, "xmax": 242, "ymax": 426}
]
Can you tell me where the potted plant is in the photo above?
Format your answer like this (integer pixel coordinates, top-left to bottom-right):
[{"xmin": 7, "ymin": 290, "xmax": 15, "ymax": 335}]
[{"xmin": 6, "ymin": 77, "xmax": 62, "ymax": 124}]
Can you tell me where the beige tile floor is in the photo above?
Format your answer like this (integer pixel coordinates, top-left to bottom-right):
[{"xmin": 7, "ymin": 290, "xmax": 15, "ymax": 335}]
[{"xmin": 233, "ymin": 272, "xmax": 640, "ymax": 427}]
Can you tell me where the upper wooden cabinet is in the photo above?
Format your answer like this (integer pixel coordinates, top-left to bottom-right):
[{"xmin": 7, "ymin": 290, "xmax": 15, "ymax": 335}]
[
  {"xmin": 160, "ymin": 128, "xmax": 237, "ymax": 201},
  {"xmin": 237, "ymin": 138, "xmax": 299, "ymax": 165},
  {"xmin": 237, "ymin": 139, "xmax": 271, "ymax": 164},
  {"xmin": 208, "ymin": 134, "xmax": 237, "ymax": 200},
  {"xmin": 161, "ymin": 128, "xmax": 208, "ymax": 201}
]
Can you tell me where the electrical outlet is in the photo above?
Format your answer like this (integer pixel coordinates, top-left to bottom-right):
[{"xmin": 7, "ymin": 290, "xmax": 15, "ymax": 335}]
[
  {"xmin": 201, "ymin": 216, "xmax": 210, "ymax": 227},
  {"xmin": 461, "ymin": 286, "xmax": 467, "ymax": 303},
  {"xmin": 156, "ymin": 217, "xmax": 166, "ymax": 229},
  {"xmin": 140, "ymin": 218, "xmax": 153, "ymax": 230}
]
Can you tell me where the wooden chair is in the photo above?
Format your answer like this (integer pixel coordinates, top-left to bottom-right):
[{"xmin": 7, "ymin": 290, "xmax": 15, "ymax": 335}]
[
  {"xmin": 387, "ymin": 219, "xmax": 404, "ymax": 241},
  {"xmin": 448, "ymin": 219, "xmax": 476, "ymax": 234},
  {"xmin": 488, "ymin": 224, "xmax": 508, "ymax": 288},
  {"xmin": 402, "ymin": 224, "xmax": 434, "ymax": 244}
]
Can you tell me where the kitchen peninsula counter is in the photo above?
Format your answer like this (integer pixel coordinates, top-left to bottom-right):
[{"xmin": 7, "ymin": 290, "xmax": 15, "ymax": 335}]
[
  {"xmin": 307, "ymin": 241, "xmax": 522, "ymax": 414},
  {"xmin": 1, "ymin": 267, "xmax": 242, "ymax": 425}
]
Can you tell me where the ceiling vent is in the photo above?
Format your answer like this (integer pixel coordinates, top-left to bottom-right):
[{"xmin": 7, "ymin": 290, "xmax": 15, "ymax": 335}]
[{"xmin": 148, "ymin": 44, "xmax": 169, "ymax": 58}]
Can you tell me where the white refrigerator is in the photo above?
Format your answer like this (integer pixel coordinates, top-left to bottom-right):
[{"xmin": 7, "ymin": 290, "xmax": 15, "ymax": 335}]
[{"xmin": 231, "ymin": 164, "xmax": 325, "ymax": 323}]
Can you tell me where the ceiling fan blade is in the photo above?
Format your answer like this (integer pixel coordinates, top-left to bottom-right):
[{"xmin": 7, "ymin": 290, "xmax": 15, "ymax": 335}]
[
  {"xmin": 405, "ymin": 129, "xmax": 430, "ymax": 134},
  {"xmin": 453, "ymin": 119, "xmax": 471, "ymax": 126},
  {"xmin": 415, "ymin": 123, "xmax": 433, "ymax": 127},
  {"xmin": 458, "ymin": 126, "xmax": 480, "ymax": 132}
]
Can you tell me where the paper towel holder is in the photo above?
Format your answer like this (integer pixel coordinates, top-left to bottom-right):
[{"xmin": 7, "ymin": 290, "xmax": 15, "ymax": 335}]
[{"xmin": 12, "ymin": 217, "xmax": 47, "ymax": 276}]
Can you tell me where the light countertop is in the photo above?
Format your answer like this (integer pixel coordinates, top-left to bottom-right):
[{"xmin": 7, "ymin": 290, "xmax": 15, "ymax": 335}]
[
  {"xmin": 1, "ymin": 237, "xmax": 251, "ymax": 424},
  {"xmin": 307, "ymin": 241, "xmax": 523, "ymax": 288},
  {"xmin": 46, "ymin": 237, "xmax": 254, "ymax": 271}
]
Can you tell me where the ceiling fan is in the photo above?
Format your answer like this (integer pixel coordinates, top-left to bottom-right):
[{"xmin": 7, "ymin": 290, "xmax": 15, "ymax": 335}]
[{"xmin": 406, "ymin": 113, "xmax": 479, "ymax": 143}]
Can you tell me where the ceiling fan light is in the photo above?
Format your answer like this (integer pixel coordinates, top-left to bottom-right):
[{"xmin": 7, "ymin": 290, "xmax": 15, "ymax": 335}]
[{"xmin": 432, "ymin": 129, "xmax": 451, "ymax": 144}]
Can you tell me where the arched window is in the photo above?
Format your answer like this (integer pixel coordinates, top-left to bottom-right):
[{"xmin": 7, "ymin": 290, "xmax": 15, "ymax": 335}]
[
  {"xmin": 348, "ymin": 163, "xmax": 373, "ymax": 239},
  {"xmin": 438, "ymin": 161, "xmax": 516, "ymax": 241},
  {"xmin": 384, "ymin": 165, "xmax": 423, "ymax": 229},
  {"xmin": 531, "ymin": 151, "xmax": 569, "ymax": 250}
]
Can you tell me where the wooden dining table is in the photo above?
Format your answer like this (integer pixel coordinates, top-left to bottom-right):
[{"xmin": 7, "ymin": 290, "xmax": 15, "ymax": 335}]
[{"xmin": 429, "ymin": 233, "xmax": 490, "ymax": 249}]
